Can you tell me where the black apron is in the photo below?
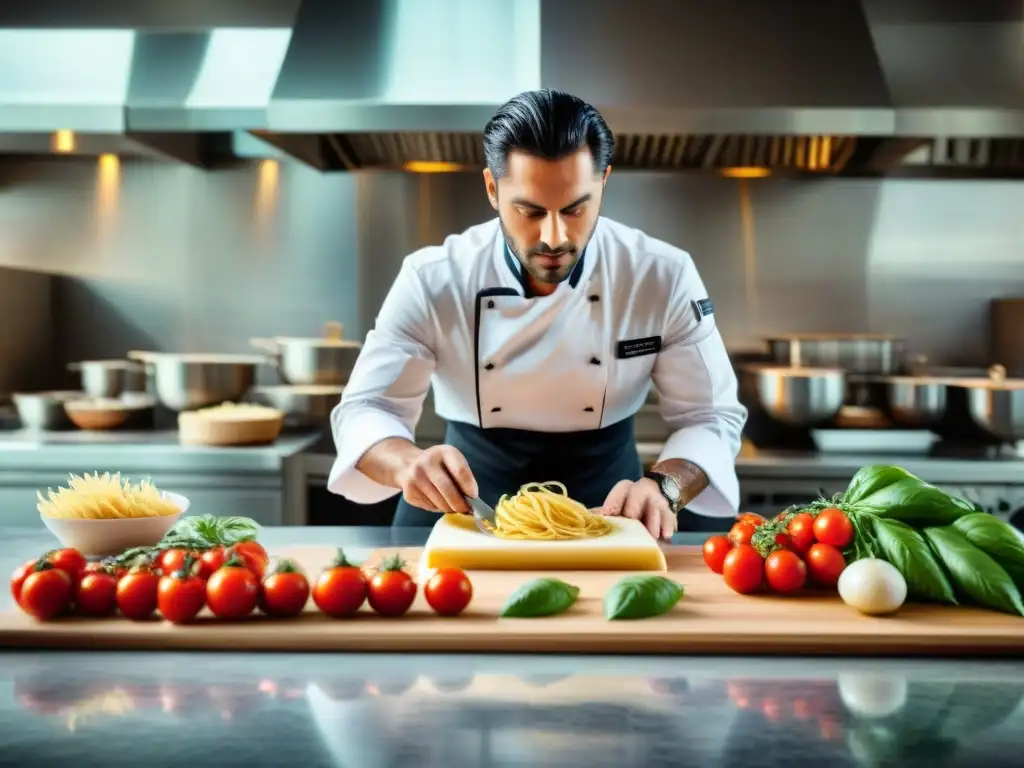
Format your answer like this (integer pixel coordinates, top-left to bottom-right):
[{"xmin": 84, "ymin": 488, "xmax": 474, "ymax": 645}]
[{"xmin": 392, "ymin": 417, "xmax": 643, "ymax": 528}]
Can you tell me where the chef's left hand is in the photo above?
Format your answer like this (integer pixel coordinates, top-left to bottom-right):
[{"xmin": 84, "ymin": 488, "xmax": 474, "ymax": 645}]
[{"xmin": 596, "ymin": 479, "xmax": 678, "ymax": 541}]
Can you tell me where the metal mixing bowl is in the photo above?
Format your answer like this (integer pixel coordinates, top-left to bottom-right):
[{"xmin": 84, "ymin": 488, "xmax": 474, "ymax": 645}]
[
  {"xmin": 69, "ymin": 360, "xmax": 147, "ymax": 398},
  {"xmin": 963, "ymin": 382, "xmax": 1024, "ymax": 443},
  {"xmin": 129, "ymin": 352, "xmax": 266, "ymax": 411},
  {"xmin": 744, "ymin": 365, "xmax": 846, "ymax": 426},
  {"xmin": 12, "ymin": 391, "xmax": 83, "ymax": 430},
  {"xmin": 884, "ymin": 376, "xmax": 951, "ymax": 428}
]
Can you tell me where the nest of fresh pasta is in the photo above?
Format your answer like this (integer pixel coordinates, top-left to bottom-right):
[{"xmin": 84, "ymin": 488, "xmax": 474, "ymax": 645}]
[{"xmin": 485, "ymin": 481, "xmax": 614, "ymax": 541}]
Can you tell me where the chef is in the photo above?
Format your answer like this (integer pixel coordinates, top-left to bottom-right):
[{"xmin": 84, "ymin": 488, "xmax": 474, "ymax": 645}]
[{"xmin": 328, "ymin": 89, "xmax": 747, "ymax": 540}]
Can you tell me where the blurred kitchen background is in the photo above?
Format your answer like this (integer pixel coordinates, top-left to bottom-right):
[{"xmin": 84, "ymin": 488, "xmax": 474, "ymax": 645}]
[{"xmin": 0, "ymin": 0, "xmax": 1022, "ymax": 529}]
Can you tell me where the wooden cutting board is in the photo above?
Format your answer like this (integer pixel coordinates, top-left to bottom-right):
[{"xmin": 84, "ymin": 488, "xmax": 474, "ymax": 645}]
[{"xmin": 1, "ymin": 545, "xmax": 1021, "ymax": 655}]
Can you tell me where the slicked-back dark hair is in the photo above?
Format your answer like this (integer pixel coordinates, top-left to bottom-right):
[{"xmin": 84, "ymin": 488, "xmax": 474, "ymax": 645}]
[{"xmin": 483, "ymin": 89, "xmax": 614, "ymax": 179}]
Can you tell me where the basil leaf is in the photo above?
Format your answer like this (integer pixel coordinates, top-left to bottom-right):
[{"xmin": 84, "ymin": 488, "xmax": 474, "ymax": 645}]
[
  {"xmin": 500, "ymin": 578, "xmax": 580, "ymax": 618},
  {"xmin": 923, "ymin": 527, "xmax": 1024, "ymax": 616},
  {"xmin": 604, "ymin": 575, "xmax": 684, "ymax": 620},
  {"xmin": 873, "ymin": 518, "xmax": 957, "ymax": 604},
  {"xmin": 845, "ymin": 465, "xmax": 919, "ymax": 505},
  {"xmin": 952, "ymin": 513, "xmax": 1024, "ymax": 592},
  {"xmin": 854, "ymin": 478, "xmax": 975, "ymax": 527},
  {"xmin": 168, "ymin": 515, "xmax": 260, "ymax": 547}
]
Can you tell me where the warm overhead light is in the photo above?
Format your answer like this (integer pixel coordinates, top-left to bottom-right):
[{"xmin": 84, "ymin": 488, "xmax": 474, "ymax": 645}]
[
  {"xmin": 52, "ymin": 130, "xmax": 75, "ymax": 153},
  {"xmin": 402, "ymin": 161, "xmax": 467, "ymax": 173},
  {"xmin": 720, "ymin": 166, "xmax": 771, "ymax": 179}
]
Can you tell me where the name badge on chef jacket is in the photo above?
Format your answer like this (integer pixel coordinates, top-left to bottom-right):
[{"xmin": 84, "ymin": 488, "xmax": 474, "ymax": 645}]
[{"xmin": 616, "ymin": 336, "xmax": 662, "ymax": 359}]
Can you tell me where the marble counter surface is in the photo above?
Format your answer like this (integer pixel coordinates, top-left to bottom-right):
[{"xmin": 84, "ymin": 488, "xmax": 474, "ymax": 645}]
[{"xmin": 2, "ymin": 526, "xmax": 1023, "ymax": 766}]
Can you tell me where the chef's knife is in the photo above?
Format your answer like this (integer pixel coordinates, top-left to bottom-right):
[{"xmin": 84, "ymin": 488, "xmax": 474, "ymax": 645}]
[{"xmin": 464, "ymin": 495, "xmax": 497, "ymax": 535}]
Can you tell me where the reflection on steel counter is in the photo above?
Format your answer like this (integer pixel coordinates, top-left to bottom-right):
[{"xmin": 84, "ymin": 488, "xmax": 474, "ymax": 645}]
[{"xmin": 8, "ymin": 658, "xmax": 1024, "ymax": 766}]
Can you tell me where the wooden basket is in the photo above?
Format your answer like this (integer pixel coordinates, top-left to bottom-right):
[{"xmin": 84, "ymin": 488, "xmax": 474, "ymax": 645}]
[{"xmin": 178, "ymin": 405, "xmax": 284, "ymax": 446}]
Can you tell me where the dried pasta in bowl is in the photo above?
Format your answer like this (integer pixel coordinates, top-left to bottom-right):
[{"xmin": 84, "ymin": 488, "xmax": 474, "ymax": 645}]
[{"xmin": 37, "ymin": 472, "xmax": 182, "ymax": 520}]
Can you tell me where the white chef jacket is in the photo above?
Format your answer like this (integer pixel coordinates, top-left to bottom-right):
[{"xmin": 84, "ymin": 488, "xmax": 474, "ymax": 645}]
[{"xmin": 328, "ymin": 216, "xmax": 748, "ymax": 517}]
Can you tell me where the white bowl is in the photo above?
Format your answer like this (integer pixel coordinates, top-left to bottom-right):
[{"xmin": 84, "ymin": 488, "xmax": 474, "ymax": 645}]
[{"xmin": 40, "ymin": 491, "xmax": 190, "ymax": 557}]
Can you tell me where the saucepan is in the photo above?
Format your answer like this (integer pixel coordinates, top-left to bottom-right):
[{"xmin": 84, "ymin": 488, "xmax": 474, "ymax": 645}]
[
  {"xmin": 128, "ymin": 351, "xmax": 268, "ymax": 411},
  {"xmin": 250, "ymin": 321, "xmax": 362, "ymax": 386},
  {"xmin": 741, "ymin": 365, "xmax": 846, "ymax": 427},
  {"xmin": 249, "ymin": 385, "xmax": 344, "ymax": 425},
  {"xmin": 764, "ymin": 334, "xmax": 905, "ymax": 375}
]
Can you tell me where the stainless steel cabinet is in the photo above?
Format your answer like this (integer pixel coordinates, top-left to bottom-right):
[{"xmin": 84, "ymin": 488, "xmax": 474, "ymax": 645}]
[{"xmin": 0, "ymin": 471, "xmax": 285, "ymax": 528}]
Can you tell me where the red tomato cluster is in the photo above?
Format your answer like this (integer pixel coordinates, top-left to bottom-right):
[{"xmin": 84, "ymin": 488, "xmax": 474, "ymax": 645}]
[
  {"xmin": 11, "ymin": 543, "xmax": 473, "ymax": 624},
  {"xmin": 702, "ymin": 508, "xmax": 854, "ymax": 596}
]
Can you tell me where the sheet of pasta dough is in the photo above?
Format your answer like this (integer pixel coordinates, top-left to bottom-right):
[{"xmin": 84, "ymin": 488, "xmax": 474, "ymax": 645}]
[{"xmin": 419, "ymin": 514, "xmax": 668, "ymax": 578}]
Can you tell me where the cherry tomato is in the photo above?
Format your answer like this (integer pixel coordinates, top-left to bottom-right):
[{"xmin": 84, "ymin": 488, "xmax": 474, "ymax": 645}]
[
  {"xmin": 761, "ymin": 696, "xmax": 783, "ymax": 722},
  {"xmin": 47, "ymin": 548, "xmax": 87, "ymax": 580},
  {"xmin": 702, "ymin": 535, "xmax": 733, "ymax": 574},
  {"xmin": 722, "ymin": 544, "xmax": 764, "ymax": 594},
  {"xmin": 792, "ymin": 697, "xmax": 811, "ymax": 719},
  {"xmin": 116, "ymin": 567, "xmax": 161, "ymax": 620},
  {"xmin": 736, "ymin": 513, "xmax": 766, "ymax": 528},
  {"xmin": 158, "ymin": 548, "xmax": 194, "ymax": 576},
  {"xmin": 787, "ymin": 513, "xmax": 816, "ymax": 553},
  {"xmin": 230, "ymin": 541, "xmax": 268, "ymax": 578},
  {"xmin": 206, "ymin": 554, "xmax": 259, "ymax": 619},
  {"xmin": 728, "ymin": 522, "xmax": 757, "ymax": 547},
  {"xmin": 19, "ymin": 564, "xmax": 73, "ymax": 620},
  {"xmin": 813, "ymin": 508, "xmax": 855, "ymax": 548},
  {"xmin": 313, "ymin": 549, "xmax": 368, "ymax": 618},
  {"xmin": 10, "ymin": 558, "xmax": 39, "ymax": 606},
  {"xmin": 764, "ymin": 550, "xmax": 807, "ymax": 594},
  {"xmin": 424, "ymin": 567, "xmax": 472, "ymax": 616},
  {"xmin": 75, "ymin": 572, "xmax": 118, "ymax": 617},
  {"xmin": 726, "ymin": 681, "xmax": 752, "ymax": 709},
  {"xmin": 805, "ymin": 543, "xmax": 846, "ymax": 587},
  {"xmin": 259, "ymin": 559, "xmax": 310, "ymax": 618},
  {"xmin": 367, "ymin": 555, "xmax": 417, "ymax": 617},
  {"xmin": 158, "ymin": 558, "xmax": 207, "ymax": 624},
  {"xmin": 772, "ymin": 532, "xmax": 793, "ymax": 550},
  {"xmin": 197, "ymin": 547, "xmax": 226, "ymax": 580}
]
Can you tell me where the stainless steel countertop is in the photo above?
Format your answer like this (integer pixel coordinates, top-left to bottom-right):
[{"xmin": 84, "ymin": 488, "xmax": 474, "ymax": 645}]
[
  {"xmin": 2, "ymin": 426, "xmax": 1024, "ymax": 488},
  {"xmin": 0, "ymin": 430, "xmax": 321, "ymax": 474},
  {"xmin": 297, "ymin": 440, "xmax": 1024, "ymax": 485},
  {"xmin": 1, "ymin": 527, "xmax": 1023, "ymax": 766}
]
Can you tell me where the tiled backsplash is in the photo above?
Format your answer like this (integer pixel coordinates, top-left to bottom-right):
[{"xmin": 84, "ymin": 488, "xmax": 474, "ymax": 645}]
[{"xmin": 0, "ymin": 157, "xmax": 1022, "ymax": 387}]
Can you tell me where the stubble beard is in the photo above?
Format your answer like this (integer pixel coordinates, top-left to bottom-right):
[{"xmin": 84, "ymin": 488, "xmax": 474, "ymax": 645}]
[{"xmin": 498, "ymin": 214, "xmax": 601, "ymax": 288}]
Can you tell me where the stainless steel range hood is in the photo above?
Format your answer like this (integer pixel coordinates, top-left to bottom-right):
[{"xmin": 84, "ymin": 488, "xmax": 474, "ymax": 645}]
[
  {"xmin": 266, "ymin": 0, "xmax": 896, "ymax": 173},
  {"xmin": 0, "ymin": 23, "xmax": 292, "ymax": 165},
  {"xmin": 862, "ymin": 0, "xmax": 1024, "ymax": 175},
  {"xmin": 2, "ymin": 0, "xmax": 1021, "ymax": 176}
]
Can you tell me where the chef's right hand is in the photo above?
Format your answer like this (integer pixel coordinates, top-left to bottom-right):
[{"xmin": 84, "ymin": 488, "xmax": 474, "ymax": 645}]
[{"xmin": 395, "ymin": 445, "xmax": 478, "ymax": 514}]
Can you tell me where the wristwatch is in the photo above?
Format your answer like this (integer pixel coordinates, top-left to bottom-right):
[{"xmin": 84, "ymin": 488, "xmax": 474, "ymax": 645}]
[{"xmin": 644, "ymin": 470, "xmax": 682, "ymax": 514}]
